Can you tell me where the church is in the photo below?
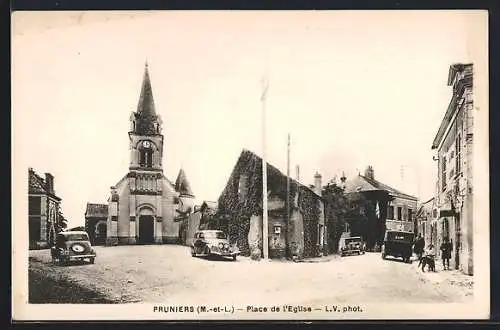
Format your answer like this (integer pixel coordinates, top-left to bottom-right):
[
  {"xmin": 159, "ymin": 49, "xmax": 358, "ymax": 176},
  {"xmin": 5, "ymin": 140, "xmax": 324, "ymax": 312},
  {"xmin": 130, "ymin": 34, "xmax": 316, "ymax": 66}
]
[{"xmin": 87, "ymin": 63, "xmax": 196, "ymax": 246}]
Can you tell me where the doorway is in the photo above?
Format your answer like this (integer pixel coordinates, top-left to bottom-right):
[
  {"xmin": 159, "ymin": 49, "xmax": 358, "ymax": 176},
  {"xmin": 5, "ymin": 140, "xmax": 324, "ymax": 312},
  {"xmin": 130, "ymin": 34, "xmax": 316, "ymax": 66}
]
[
  {"xmin": 95, "ymin": 222, "xmax": 107, "ymax": 245},
  {"xmin": 138, "ymin": 215, "xmax": 155, "ymax": 244}
]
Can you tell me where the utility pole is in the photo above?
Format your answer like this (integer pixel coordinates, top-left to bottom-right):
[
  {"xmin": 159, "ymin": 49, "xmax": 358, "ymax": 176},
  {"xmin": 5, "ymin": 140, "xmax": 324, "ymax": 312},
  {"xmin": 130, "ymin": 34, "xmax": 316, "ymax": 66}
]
[
  {"xmin": 261, "ymin": 75, "xmax": 269, "ymax": 260},
  {"xmin": 286, "ymin": 133, "xmax": 291, "ymax": 258}
]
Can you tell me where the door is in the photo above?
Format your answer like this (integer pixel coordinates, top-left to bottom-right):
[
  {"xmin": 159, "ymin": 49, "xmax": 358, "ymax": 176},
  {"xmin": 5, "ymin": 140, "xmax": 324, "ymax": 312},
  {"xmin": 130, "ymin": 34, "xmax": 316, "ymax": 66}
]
[{"xmin": 138, "ymin": 215, "xmax": 155, "ymax": 244}]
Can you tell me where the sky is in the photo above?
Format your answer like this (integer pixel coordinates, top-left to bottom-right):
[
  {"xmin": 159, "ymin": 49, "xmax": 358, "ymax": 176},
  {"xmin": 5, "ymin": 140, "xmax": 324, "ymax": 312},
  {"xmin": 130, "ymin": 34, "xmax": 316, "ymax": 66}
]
[{"xmin": 13, "ymin": 11, "xmax": 481, "ymax": 229}]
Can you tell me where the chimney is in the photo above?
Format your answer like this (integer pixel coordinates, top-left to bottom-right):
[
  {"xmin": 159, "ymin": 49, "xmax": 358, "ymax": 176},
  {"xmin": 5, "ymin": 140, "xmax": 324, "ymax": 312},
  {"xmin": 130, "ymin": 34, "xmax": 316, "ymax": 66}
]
[
  {"xmin": 44, "ymin": 173, "xmax": 54, "ymax": 194},
  {"xmin": 314, "ymin": 171, "xmax": 322, "ymax": 196},
  {"xmin": 364, "ymin": 166, "xmax": 375, "ymax": 180},
  {"xmin": 295, "ymin": 165, "xmax": 300, "ymax": 182}
]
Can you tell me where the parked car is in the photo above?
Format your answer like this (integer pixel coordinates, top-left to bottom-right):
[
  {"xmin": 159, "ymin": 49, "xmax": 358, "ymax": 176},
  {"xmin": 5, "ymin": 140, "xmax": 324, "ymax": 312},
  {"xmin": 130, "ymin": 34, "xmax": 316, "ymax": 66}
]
[
  {"xmin": 190, "ymin": 230, "xmax": 240, "ymax": 261},
  {"xmin": 51, "ymin": 231, "xmax": 96, "ymax": 265},
  {"xmin": 381, "ymin": 230, "xmax": 414, "ymax": 263},
  {"xmin": 339, "ymin": 236, "xmax": 365, "ymax": 257}
]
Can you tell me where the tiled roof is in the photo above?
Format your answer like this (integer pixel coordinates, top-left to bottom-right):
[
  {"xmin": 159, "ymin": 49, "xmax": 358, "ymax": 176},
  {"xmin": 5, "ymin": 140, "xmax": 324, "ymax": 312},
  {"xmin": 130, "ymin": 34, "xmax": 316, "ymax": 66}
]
[
  {"xmin": 28, "ymin": 169, "xmax": 47, "ymax": 194},
  {"xmin": 239, "ymin": 149, "xmax": 322, "ymax": 200},
  {"xmin": 344, "ymin": 174, "xmax": 418, "ymax": 201},
  {"xmin": 85, "ymin": 203, "xmax": 108, "ymax": 218}
]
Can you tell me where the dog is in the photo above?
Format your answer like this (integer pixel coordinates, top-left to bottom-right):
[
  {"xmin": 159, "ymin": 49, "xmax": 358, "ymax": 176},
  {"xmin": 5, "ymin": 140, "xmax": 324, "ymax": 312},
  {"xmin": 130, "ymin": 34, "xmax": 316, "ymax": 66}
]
[{"xmin": 418, "ymin": 254, "xmax": 436, "ymax": 272}]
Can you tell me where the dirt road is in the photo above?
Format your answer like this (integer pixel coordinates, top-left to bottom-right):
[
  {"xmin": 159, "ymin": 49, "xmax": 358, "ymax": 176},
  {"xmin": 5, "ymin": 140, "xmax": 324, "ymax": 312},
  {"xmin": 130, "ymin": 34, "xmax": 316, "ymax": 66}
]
[{"xmin": 29, "ymin": 245, "xmax": 473, "ymax": 305}]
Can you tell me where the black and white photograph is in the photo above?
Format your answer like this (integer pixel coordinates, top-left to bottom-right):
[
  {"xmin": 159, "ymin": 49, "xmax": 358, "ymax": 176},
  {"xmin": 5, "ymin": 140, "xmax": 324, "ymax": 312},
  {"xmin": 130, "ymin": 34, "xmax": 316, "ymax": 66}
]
[{"xmin": 12, "ymin": 10, "xmax": 489, "ymax": 320}]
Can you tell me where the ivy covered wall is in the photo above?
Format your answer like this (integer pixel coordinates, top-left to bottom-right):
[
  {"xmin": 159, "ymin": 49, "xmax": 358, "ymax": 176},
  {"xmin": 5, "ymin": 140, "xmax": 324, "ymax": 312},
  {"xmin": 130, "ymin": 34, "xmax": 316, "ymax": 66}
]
[{"xmin": 214, "ymin": 149, "xmax": 322, "ymax": 258}]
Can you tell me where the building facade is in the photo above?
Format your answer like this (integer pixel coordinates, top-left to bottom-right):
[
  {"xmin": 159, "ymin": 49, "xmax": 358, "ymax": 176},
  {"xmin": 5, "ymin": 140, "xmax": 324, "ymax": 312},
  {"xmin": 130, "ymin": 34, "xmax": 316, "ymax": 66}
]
[
  {"xmin": 95, "ymin": 63, "xmax": 196, "ymax": 246},
  {"xmin": 28, "ymin": 168, "xmax": 65, "ymax": 249},
  {"xmin": 343, "ymin": 166, "xmax": 418, "ymax": 250},
  {"xmin": 84, "ymin": 203, "xmax": 108, "ymax": 245},
  {"xmin": 431, "ymin": 63, "xmax": 474, "ymax": 275},
  {"xmin": 216, "ymin": 149, "xmax": 327, "ymax": 259},
  {"xmin": 415, "ymin": 197, "xmax": 439, "ymax": 255}
]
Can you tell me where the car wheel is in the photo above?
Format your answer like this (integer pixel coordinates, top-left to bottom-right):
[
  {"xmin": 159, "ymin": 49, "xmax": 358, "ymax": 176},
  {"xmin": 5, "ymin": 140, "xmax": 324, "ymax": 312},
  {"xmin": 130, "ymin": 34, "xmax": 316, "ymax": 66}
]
[
  {"xmin": 191, "ymin": 248, "xmax": 196, "ymax": 257},
  {"xmin": 382, "ymin": 253, "xmax": 386, "ymax": 260},
  {"xmin": 89, "ymin": 257, "xmax": 95, "ymax": 264},
  {"xmin": 232, "ymin": 255, "xmax": 237, "ymax": 261}
]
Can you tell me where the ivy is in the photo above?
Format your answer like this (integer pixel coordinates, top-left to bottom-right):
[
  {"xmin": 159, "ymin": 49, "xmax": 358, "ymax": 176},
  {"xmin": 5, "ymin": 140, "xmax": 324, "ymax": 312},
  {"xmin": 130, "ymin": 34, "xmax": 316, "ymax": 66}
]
[{"xmin": 214, "ymin": 150, "xmax": 319, "ymax": 257}]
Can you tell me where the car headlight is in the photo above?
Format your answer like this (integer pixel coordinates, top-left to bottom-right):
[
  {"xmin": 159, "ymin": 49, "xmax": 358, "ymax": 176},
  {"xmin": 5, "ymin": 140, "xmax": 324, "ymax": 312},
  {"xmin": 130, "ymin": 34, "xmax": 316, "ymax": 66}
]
[
  {"xmin": 218, "ymin": 242, "xmax": 224, "ymax": 249},
  {"xmin": 210, "ymin": 245, "xmax": 219, "ymax": 252}
]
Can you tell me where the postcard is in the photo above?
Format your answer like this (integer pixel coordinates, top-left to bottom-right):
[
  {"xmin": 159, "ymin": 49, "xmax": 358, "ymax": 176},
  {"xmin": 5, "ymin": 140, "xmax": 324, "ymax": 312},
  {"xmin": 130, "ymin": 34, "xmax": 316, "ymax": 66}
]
[{"xmin": 12, "ymin": 10, "xmax": 489, "ymax": 320}]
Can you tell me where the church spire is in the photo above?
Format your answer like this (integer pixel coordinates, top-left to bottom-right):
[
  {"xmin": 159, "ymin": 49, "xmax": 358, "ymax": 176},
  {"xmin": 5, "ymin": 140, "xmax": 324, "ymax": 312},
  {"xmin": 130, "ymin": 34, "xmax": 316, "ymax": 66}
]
[
  {"xmin": 132, "ymin": 61, "xmax": 162, "ymax": 136},
  {"xmin": 137, "ymin": 61, "xmax": 156, "ymax": 117}
]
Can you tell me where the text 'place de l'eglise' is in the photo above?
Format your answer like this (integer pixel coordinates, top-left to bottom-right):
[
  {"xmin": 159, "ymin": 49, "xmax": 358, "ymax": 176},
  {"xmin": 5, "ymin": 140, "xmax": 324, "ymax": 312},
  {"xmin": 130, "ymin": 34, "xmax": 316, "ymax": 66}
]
[{"xmin": 28, "ymin": 62, "xmax": 475, "ymax": 279}]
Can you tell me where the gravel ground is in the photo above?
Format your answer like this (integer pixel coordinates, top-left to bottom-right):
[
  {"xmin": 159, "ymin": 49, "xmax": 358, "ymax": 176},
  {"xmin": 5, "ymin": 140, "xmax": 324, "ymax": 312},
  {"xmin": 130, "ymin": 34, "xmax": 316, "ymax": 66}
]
[{"xmin": 28, "ymin": 245, "xmax": 473, "ymax": 305}]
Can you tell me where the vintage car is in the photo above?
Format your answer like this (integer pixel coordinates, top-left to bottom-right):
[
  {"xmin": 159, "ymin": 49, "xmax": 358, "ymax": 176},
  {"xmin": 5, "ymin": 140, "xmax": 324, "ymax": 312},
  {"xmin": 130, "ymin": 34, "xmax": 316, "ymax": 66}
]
[
  {"xmin": 381, "ymin": 230, "xmax": 414, "ymax": 263},
  {"xmin": 51, "ymin": 231, "xmax": 96, "ymax": 265},
  {"xmin": 339, "ymin": 236, "xmax": 365, "ymax": 257},
  {"xmin": 190, "ymin": 230, "xmax": 240, "ymax": 261}
]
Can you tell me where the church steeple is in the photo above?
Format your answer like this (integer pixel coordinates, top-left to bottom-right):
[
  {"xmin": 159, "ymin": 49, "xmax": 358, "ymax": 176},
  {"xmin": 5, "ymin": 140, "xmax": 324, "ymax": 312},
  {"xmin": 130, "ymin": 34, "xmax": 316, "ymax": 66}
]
[
  {"xmin": 131, "ymin": 61, "xmax": 162, "ymax": 136},
  {"xmin": 128, "ymin": 62, "xmax": 164, "ymax": 172},
  {"xmin": 137, "ymin": 61, "xmax": 156, "ymax": 117}
]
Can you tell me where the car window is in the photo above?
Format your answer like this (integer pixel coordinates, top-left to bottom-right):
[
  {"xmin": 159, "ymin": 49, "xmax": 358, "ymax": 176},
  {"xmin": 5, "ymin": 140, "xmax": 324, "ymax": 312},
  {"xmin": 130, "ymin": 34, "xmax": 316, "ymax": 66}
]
[{"xmin": 65, "ymin": 233, "xmax": 89, "ymax": 241}]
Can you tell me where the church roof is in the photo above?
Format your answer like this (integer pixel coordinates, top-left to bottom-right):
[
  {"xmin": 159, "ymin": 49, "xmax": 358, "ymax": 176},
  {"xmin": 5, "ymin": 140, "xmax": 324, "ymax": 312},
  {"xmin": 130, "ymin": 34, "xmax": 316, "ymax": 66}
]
[
  {"xmin": 133, "ymin": 62, "xmax": 161, "ymax": 136},
  {"xmin": 175, "ymin": 169, "xmax": 195, "ymax": 197},
  {"xmin": 137, "ymin": 62, "xmax": 156, "ymax": 118},
  {"xmin": 85, "ymin": 203, "xmax": 108, "ymax": 218}
]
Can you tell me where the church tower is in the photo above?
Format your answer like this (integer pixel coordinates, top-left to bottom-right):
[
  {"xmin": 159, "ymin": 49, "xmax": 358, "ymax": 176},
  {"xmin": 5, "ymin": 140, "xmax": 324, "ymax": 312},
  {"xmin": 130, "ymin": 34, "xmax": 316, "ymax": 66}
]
[
  {"xmin": 129, "ymin": 62, "xmax": 164, "ymax": 172},
  {"xmin": 105, "ymin": 62, "xmax": 194, "ymax": 246}
]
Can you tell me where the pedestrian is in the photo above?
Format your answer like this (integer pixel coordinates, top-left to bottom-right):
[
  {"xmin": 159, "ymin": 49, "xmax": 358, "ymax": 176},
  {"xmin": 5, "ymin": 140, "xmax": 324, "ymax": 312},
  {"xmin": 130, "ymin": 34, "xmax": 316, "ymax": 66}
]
[
  {"xmin": 421, "ymin": 244, "xmax": 436, "ymax": 272},
  {"xmin": 414, "ymin": 233, "xmax": 425, "ymax": 259},
  {"xmin": 440, "ymin": 237, "xmax": 453, "ymax": 270}
]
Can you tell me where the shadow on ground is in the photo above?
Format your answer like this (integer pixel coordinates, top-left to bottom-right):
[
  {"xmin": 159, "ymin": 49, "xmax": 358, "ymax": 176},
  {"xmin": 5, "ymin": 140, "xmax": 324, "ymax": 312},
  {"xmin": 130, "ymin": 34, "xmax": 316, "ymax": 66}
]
[{"xmin": 28, "ymin": 260, "xmax": 119, "ymax": 304}]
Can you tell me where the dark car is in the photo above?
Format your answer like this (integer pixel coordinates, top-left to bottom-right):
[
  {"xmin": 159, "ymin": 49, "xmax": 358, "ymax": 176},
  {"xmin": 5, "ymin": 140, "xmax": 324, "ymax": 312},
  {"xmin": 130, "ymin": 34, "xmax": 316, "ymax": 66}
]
[
  {"xmin": 51, "ymin": 231, "xmax": 96, "ymax": 265},
  {"xmin": 381, "ymin": 230, "xmax": 414, "ymax": 263},
  {"xmin": 339, "ymin": 236, "xmax": 366, "ymax": 257},
  {"xmin": 190, "ymin": 230, "xmax": 240, "ymax": 261}
]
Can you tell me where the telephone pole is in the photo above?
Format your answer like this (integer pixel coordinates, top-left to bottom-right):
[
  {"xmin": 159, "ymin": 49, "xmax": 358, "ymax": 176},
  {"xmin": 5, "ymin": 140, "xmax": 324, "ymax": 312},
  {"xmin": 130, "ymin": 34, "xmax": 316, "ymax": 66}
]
[{"xmin": 261, "ymin": 75, "xmax": 269, "ymax": 260}]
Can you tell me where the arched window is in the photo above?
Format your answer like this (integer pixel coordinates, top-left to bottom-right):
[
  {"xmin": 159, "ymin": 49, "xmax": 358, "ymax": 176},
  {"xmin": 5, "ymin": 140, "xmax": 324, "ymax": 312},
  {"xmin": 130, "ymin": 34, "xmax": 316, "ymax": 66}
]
[{"xmin": 139, "ymin": 148, "xmax": 153, "ymax": 168}]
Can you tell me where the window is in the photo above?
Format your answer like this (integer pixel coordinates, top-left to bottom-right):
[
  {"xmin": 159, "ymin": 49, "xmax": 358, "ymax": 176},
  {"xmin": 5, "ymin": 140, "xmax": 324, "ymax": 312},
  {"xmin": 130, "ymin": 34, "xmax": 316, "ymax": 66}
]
[
  {"xmin": 387, "ymin": 206, "xmax": 394, "ymax": 220},
  {"xmin": 29, "ymin": 196, "xmax": 41, "ymax": 215},
  {"xmin": 397, "ymin": 207, "xmax": 402, "ymax": 220},
  {"xmin": 139, "ymin": 149, "xmax": 153, "ymax": 168},
  {"xmin": 441, "ymin": 156, "xmax": 447, "ymax": 191},
  {"xmin": 456, "ymin": 135, "xmax": 462, "ymax": 175},
  {"xmin": 408, "ymin": 209, "xmax": 413, "ymax": 222}
]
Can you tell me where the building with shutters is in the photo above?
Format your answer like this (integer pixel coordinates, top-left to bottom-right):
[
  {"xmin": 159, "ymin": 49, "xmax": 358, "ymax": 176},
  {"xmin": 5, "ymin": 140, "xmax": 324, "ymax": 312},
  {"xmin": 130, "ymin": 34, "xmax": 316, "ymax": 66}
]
[{"xmin": 431, "ymin": 63, "xmax": 474, "ymax": 275}]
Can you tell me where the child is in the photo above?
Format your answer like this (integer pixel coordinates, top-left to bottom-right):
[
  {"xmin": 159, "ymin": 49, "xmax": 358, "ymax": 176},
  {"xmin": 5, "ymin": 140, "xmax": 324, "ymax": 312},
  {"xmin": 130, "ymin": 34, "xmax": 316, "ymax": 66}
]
[{"xmin": 421, "ymin": 244, "xmax": 436, "ymax": 272}]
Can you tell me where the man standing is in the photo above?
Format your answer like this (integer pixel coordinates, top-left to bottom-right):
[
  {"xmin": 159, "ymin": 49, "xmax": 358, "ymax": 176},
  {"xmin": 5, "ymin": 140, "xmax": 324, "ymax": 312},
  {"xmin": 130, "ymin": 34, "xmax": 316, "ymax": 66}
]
[
  {"xmin": 414, "ymin": 233, "xmax": 425, "ymax": 259},
  {"xmin": 440, "ymin": 237, "xmax": 453, "ymax": 270}
]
